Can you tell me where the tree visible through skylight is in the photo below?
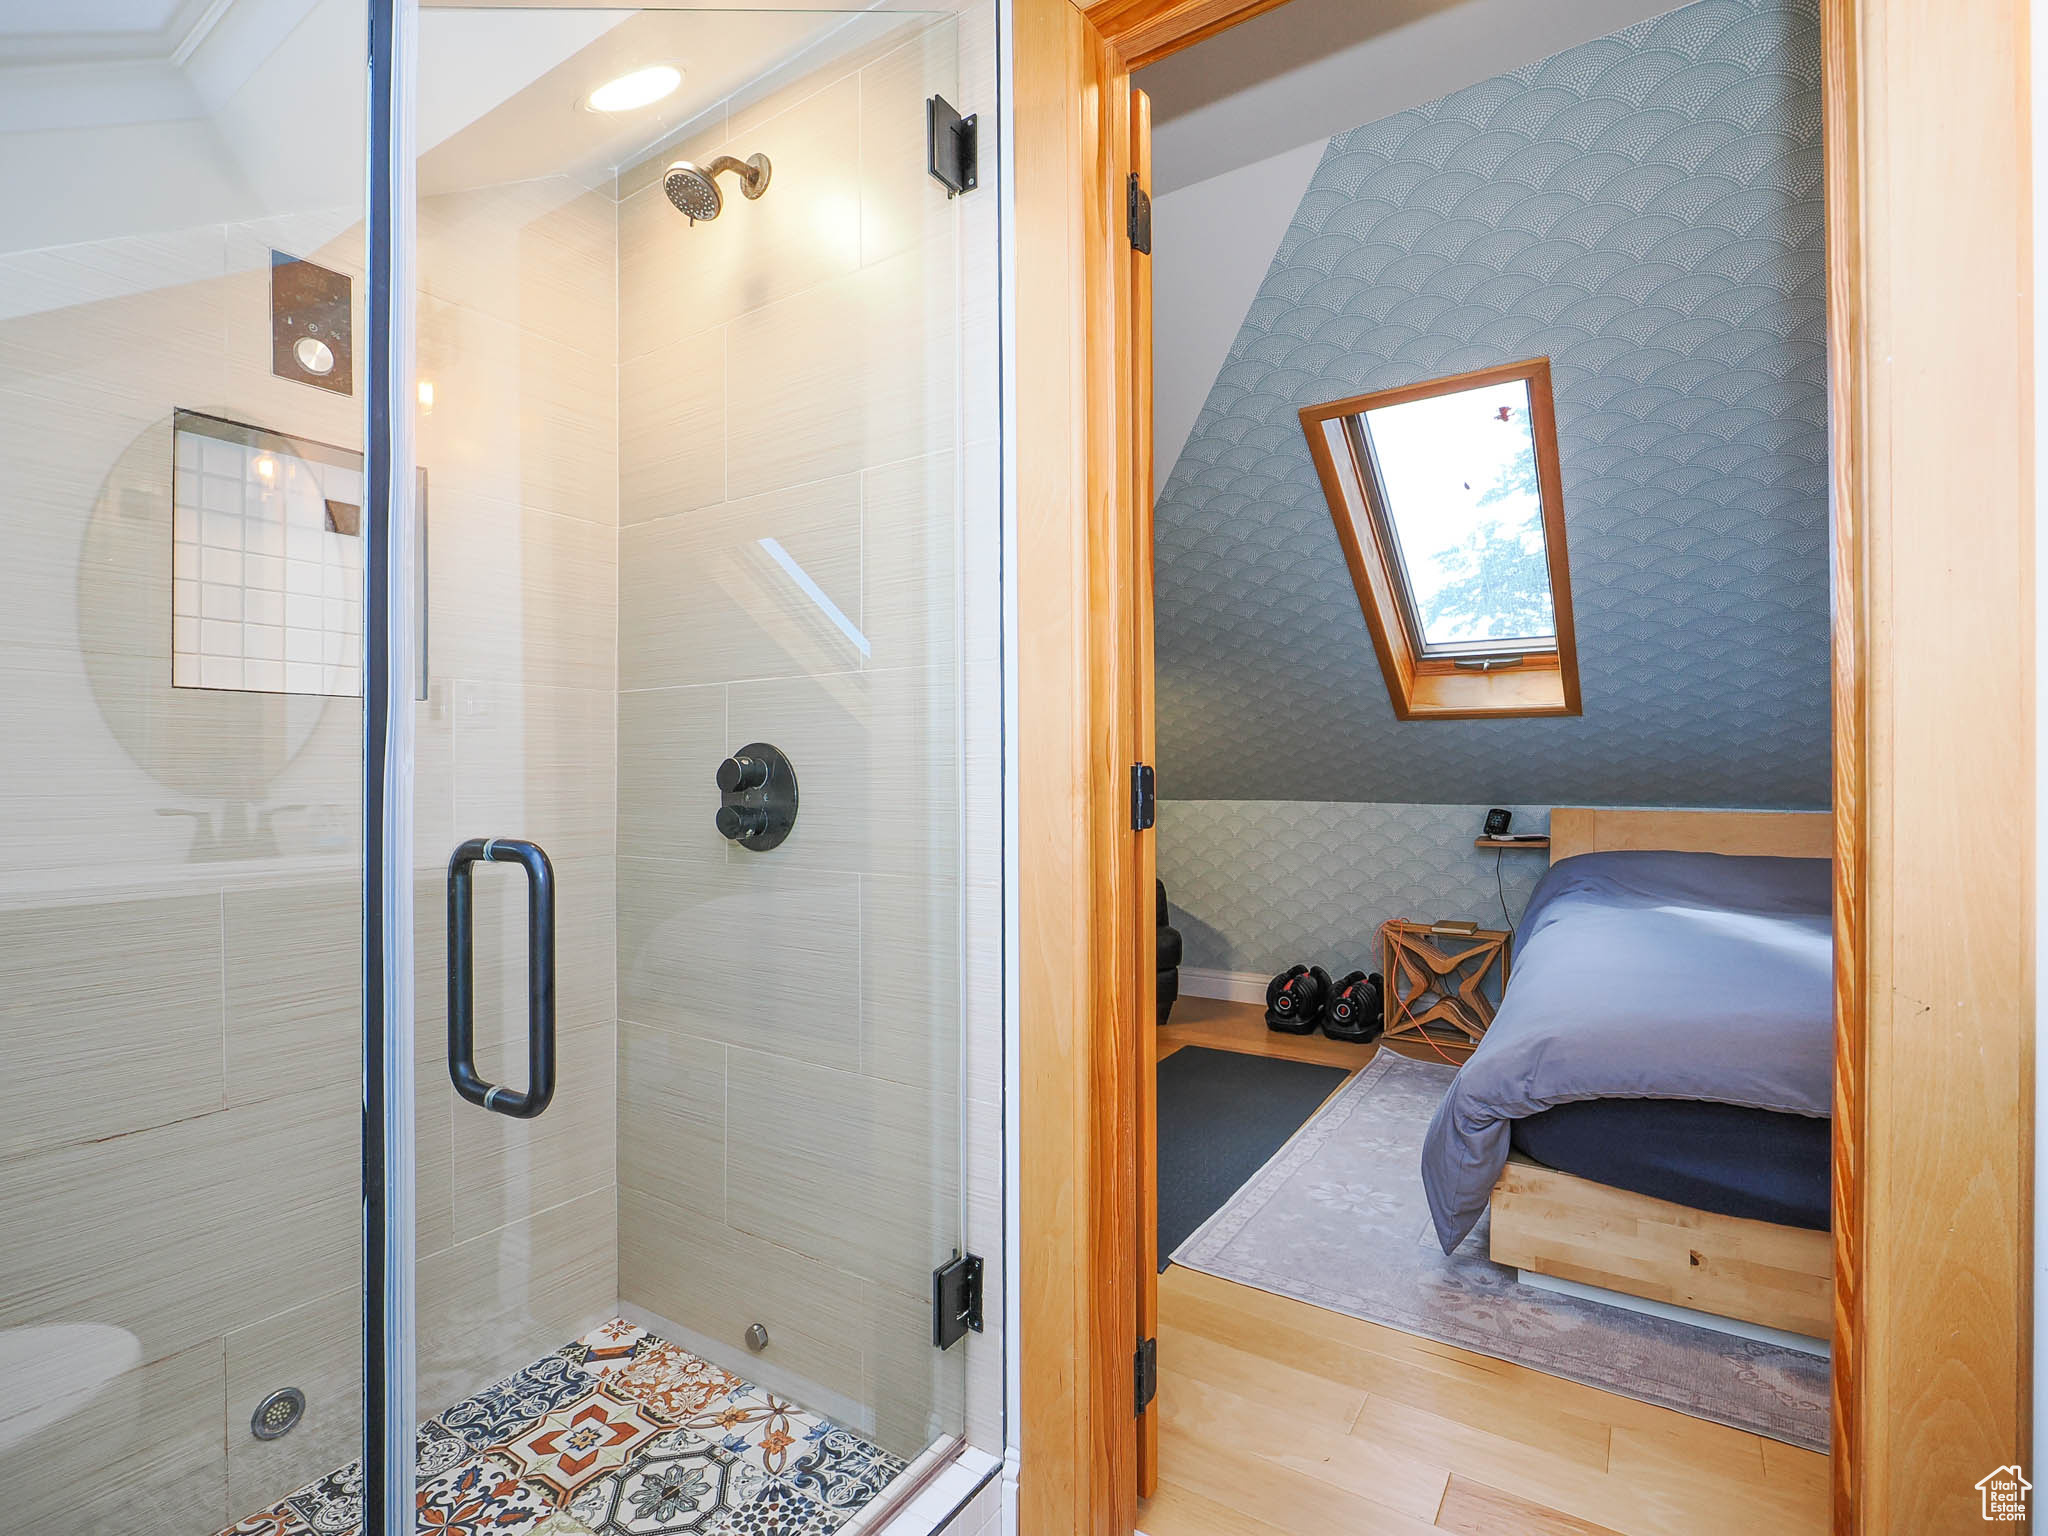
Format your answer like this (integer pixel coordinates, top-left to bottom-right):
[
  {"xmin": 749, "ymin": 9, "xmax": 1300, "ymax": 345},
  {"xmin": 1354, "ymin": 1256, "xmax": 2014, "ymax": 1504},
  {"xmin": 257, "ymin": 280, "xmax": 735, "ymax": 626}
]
[{"xmin": 1362, "ymin": 380, "xmax": 1556, "ymax": 650}]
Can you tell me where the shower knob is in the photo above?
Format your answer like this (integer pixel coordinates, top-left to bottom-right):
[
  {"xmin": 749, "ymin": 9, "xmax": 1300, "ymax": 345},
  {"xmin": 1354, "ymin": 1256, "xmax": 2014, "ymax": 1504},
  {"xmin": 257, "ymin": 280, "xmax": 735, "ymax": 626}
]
[
  {"xmin": 716, "ymin": 805, "xmax": 769, "ymax": 842},
  {"xmin": 716, "ymin": 755, "xmax": 770, "ymax": 793},
  {"xmin": 713, "ymin": 741, "xmax": 798, "ymax": 851}
]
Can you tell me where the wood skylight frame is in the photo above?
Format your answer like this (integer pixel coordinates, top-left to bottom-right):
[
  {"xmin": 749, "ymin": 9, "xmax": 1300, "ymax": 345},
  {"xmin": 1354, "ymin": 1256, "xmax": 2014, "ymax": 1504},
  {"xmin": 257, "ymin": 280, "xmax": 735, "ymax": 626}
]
[{"xmin": 1300, "ymin": 357, "xmax": 1581, "ymax": 720}]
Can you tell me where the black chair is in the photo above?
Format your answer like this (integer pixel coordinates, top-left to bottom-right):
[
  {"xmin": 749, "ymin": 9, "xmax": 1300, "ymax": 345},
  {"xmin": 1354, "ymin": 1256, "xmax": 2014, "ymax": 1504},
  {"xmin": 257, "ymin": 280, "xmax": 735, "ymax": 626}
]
[{"xmin": 1157, "ymin": 879, "xmax": 1182, "ymax": 1025}]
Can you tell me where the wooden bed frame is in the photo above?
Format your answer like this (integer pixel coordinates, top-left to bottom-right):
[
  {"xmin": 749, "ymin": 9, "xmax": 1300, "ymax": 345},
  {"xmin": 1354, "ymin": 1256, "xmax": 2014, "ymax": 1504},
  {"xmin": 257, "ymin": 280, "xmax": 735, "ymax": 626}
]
[{"xmin": 1485, "ymin": 806, "xmax": 1835, "ymax": 1338}]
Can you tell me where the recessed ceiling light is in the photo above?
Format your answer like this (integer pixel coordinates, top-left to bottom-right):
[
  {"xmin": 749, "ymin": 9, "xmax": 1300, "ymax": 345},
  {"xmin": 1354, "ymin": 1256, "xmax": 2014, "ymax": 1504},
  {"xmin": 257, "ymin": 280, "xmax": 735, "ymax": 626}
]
[{"xmin": 587, "ymin": 65, "xmax": 681, "ymax": 113}]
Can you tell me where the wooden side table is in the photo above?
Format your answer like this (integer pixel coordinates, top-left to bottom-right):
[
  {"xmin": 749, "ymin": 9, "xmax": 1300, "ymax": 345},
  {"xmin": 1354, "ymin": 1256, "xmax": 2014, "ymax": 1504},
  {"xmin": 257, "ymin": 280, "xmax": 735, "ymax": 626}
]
[{"xmin": 1380, "ymin": 921, "xmax": 1511, "ymax": 1047}]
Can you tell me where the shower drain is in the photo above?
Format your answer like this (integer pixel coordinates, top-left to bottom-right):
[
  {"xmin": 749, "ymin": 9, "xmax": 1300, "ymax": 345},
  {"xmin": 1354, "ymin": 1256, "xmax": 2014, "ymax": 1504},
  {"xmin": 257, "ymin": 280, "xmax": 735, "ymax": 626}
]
[{"xmin": 252, "ymin": 1387, "xmax": 307, "ymax": 1442}]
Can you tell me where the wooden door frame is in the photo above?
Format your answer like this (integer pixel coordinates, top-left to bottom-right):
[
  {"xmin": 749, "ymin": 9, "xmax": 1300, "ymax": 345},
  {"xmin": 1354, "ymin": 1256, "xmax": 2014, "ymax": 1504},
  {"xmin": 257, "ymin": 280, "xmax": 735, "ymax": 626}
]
[
  {"xmin": 1013, "ymin": 1, "xmax": 2034, "ymax": 1534},
  {"xmin": 1821, "ymin": 0, "xmax": 2034, "ymax": 1529}
]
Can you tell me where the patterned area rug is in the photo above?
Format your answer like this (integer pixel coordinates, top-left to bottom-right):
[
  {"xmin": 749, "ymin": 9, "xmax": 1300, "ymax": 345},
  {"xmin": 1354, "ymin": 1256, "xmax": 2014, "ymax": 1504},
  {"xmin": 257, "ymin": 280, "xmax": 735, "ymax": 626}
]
[
  {"xmin": 1174, "ymin": 1052, "xmax": 1831, "ymax": 1451},
  {"xmin": 219, "ymin": 1320, "xmax": 907, "ymax": 1536}
]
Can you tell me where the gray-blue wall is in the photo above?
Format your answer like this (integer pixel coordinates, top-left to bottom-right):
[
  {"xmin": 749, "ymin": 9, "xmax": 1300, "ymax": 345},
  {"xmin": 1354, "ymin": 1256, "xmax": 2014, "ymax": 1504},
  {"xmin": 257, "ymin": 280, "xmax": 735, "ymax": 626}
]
[
  {"xmin": 1154, "ymin": 0, "xmax": 1829, "ymax": 810},
  {"xmin": 1161, "ymin": 801, "xmax": 1554, "ymax": 976}
]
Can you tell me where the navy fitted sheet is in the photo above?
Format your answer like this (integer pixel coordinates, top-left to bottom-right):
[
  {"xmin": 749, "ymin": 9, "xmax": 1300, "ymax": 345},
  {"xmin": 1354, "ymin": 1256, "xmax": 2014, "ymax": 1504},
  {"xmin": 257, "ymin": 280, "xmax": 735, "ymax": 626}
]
[{"xmin": 1509, "ymin": 1096, "xmax": 1831, "ymax": 1231}]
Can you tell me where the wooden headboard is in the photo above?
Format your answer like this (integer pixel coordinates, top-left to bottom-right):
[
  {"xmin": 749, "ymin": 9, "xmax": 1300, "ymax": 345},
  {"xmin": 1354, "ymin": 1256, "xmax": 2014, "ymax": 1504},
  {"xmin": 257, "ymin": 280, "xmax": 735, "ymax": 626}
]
[{"xmin": 1549, "ymin": 807, "xmax": 1833, "ymax": 863}]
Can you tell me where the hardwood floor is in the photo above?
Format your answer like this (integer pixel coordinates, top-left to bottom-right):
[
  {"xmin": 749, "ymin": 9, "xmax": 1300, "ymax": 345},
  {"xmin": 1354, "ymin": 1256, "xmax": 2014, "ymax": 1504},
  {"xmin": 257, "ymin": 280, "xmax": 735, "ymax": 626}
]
[{"xmin": 1139, "ymin": 995, "xmax": 1829, "ymax": 1536}]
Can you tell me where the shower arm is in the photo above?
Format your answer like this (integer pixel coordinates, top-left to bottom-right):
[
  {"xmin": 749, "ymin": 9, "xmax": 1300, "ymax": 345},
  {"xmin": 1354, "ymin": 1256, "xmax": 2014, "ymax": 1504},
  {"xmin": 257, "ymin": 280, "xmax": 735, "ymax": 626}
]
[{"xmin": 703, "ymin": 155, "xmax": 768, "ymax": 194}]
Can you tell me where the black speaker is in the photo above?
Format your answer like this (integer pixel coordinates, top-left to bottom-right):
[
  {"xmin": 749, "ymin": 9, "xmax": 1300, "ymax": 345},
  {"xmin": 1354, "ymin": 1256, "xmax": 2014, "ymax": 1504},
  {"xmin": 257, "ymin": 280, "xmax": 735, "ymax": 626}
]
[
  {"xmin": 1484, "ymin": 807, "xmax": 1512, "ymax": 838},
  {"xmin": 1323, "ymin": 971, "xmax": 1384, "ymax": 1044},
  {"xmin": 1264, "ymin": 964, "xmax": 1332, "ymax": 1035}
]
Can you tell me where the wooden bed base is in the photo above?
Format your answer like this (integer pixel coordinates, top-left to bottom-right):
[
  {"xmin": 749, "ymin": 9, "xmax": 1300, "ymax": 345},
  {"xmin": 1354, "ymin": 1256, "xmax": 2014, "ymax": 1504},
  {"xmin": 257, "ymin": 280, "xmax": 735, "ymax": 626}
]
[
  {"xmin": 1486, "ymin": 806, "xmax": 1835, "ymax": 1336},
  {"xmin": 1489, "ymin": 1155, "xmax": 1833, "ymax": 1337}
]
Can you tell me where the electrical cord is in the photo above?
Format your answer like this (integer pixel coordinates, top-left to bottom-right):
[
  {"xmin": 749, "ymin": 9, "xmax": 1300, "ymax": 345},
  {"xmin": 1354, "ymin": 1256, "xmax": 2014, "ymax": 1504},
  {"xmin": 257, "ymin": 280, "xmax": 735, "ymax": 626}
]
[{"xmin": 1496, "ymin": 845, "xmax": 1514, "ymax": 941}]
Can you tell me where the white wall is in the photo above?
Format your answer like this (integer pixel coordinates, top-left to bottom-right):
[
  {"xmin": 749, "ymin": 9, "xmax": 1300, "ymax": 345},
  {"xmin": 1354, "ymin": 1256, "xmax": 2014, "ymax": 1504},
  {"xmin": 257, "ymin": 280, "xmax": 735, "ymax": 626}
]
[{"xmin": 1150, "ymin": 138, "xmax": 1325, "ymax": 481}]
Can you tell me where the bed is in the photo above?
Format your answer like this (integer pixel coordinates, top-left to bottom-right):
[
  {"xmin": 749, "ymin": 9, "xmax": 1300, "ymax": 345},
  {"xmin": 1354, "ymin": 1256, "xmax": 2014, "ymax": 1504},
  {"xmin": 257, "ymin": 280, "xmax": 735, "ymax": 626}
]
[{"xmin": 1419, "ymin": 807, "xmax": 1835, "ymax": 1338}]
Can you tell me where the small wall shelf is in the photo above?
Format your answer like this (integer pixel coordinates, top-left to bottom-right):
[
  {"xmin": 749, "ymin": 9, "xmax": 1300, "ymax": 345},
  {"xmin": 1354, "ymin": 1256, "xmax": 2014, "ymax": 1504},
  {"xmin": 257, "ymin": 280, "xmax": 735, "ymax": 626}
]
[{"xmin": 1475, "ymin": 836, "xmax": 1550, "ymax": 850}]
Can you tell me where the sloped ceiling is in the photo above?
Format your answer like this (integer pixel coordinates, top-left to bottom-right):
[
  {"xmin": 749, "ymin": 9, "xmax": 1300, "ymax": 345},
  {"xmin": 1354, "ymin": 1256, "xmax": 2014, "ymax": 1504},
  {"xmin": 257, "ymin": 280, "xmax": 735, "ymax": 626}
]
[
  {"xmin": 1153, "ymin": 0, "xmax": 1830, "ymax": 808},
  {"xmin": 1151, "ymin": 141, "xmax": 1329, "ymax": 476},
  {"xmin": 0, "ymin": 1, "xmax": 861, "ymax": 259},
  {"xmin": 1138, "ymin": 0, "xmax": 1680, "ymax": 194}
]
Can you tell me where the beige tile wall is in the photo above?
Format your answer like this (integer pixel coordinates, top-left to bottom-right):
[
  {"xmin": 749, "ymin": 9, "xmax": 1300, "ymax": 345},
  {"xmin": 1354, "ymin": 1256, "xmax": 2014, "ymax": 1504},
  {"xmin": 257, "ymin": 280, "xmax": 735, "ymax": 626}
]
[
  {"xmin": 0, "ymin": 165, "xmax": 620, "ymax": 1532},
  {"xmin": 612, "ymin": 10, "xmax": 999, "ymax": 1463}
]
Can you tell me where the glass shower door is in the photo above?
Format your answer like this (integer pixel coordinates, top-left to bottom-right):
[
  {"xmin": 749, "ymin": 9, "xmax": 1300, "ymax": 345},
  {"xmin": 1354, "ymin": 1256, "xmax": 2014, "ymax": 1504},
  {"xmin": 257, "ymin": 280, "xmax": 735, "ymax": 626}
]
[
  {"xmin": 0, "ymin": 4, "xmax": 382, "ymax": 1532},
  {"xmin": 397, "ymin": 4, "xmax": 992, "ymax": 1530}
]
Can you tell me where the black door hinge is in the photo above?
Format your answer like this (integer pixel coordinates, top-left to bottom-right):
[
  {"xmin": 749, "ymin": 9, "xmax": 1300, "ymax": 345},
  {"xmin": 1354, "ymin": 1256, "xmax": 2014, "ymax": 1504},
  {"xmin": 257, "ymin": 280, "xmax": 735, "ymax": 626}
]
[
  {"xmin": 932, "ymin": 1252, "xmax": 984, "ymax": 1349},
  {"xmin": 1134, "ymin": 1336, "xmax": 1158, "ymax": 1414},
  {"xmin": 927, "ymin": 95, "xmax": 979, "ymax": 198},
  {"xmin": 1130, "ymin": 762, "xmax": 1156, "ymax": 831},
  {"xmin": 1127, "ymin": 173, "xmax": 1152, "ymax": 254}
]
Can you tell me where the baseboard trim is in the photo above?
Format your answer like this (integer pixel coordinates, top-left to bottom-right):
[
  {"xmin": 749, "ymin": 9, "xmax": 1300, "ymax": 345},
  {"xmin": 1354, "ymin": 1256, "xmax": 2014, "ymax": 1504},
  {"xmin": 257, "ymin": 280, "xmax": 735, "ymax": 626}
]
[{"xmin": 1176, "ymin": 966, "xmax": 1269, "ymax": 1005}]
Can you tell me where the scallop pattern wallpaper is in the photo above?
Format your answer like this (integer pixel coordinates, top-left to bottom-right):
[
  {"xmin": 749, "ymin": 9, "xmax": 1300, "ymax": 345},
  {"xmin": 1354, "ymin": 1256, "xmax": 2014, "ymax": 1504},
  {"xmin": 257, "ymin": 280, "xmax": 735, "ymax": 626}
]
[{"xmin": 1153, "ymin": 0, "xmax": 1830, "ymax": 809}]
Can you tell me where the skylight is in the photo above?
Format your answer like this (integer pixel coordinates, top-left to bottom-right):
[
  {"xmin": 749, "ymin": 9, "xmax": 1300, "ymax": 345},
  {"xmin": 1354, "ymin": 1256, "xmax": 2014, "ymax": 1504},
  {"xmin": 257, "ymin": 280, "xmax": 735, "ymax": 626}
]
[
  {"xmin": 1363, "ymin": 379, "xmax": 1555, "ymax": 653},
  {"xmin": 1300, "ymin": 359, "xmax": 1580, "ymax": 719}
]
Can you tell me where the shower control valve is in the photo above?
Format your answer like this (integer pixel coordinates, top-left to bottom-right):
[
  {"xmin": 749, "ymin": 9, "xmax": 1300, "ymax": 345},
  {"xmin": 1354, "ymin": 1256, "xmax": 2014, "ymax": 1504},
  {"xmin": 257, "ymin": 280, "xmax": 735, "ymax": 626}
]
[
  {"xmin": 713, "ymin": 741, "xmax": 798, "ymax": 852},
  {"xmin": 715, "ymin": 805, "xmax": 769, "ymax": 842},
  {"xmin": 716, "ymin": 754, "xmax": 770, "ymax": 793}
]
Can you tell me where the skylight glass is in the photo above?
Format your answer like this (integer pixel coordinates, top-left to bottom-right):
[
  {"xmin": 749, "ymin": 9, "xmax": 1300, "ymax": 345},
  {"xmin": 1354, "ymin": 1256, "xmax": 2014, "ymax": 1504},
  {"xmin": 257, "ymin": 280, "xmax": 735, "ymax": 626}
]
[{"xmin": 1359, "ymin": 379, "xmax": 1556, "ymax": 652}]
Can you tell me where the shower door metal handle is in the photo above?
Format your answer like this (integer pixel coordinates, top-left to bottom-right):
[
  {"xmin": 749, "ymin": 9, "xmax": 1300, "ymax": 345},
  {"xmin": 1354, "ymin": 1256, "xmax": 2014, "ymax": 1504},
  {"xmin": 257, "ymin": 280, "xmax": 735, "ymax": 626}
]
[{"xmin": 447, "ymin": 836, "xmax": 556, "ymax": 1119}]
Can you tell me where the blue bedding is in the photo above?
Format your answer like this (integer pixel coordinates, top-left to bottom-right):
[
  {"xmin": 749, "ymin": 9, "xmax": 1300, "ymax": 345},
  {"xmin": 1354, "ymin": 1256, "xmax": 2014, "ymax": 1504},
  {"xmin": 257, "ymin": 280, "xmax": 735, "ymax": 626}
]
[{"xmin": 1419, "ymin": 849, "xmax": 1833, "ymax": 1252}]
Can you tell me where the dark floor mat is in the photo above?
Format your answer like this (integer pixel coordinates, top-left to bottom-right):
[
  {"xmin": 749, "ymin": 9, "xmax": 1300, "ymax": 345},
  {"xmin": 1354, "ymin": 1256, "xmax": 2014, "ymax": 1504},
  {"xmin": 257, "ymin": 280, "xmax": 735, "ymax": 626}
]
[{"xmin": 1157, "ymin": 1045, "xmax": 1352, "ymax": 1271}]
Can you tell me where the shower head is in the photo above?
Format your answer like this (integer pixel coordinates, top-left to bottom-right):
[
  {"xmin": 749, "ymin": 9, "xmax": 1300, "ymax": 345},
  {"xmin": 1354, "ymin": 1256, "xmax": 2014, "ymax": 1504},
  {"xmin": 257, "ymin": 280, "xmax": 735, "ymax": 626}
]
[{"xmin": 663, "ymin": 153, "xmax": 772, "ymax": 223}]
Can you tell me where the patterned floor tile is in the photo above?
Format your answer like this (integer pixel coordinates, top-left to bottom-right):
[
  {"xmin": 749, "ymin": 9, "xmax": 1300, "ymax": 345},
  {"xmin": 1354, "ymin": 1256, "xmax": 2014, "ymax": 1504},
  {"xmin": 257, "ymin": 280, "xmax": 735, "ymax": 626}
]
[
  {"xmin": 216, "ymin": 1504, "xmax": 315, "ymax": 1536},
  {"xmin": 667, "ymin": 1386, "xmax": 819, "ymax": 1477},
  {"xmin": 418, "ymin": 1452, "xmax": 554, "ymax": 1535},
  {"xmin": 608, "ymin": 1339, "xmax": 747, "ymax": 1423},
  {"xmin": 283, "ymin": 1462, "xmax": 366, "ymax": 1536},
  {"xmin": 443, "ymin": 1354, "xmax": 600, "ymax": 1450},
  {"xmin": 216, "ymin": 1327, "xmax": 902, "ymax": 1536},
  {"xmin": 490, "ymin": 1383, "xmax": 664, "ymax": 1502},
  {"xmin": 561, "ymin": 1318, "xmax": 652, "ymax": 1381},
  {"xmin": 565, "ymin": 1428, "xmax": 752, "ymax": 1533},
  {"xmin": 281, "ymin": 1418, "xmax": 471, "ymax": 1533},
  {"xmin": 765, "ymin": 1425, "xmax": 908, "ymax": 1524},
  {"xmin": 702, "ymin": 1483, "xmax": 837, "ymax": 1536}
]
